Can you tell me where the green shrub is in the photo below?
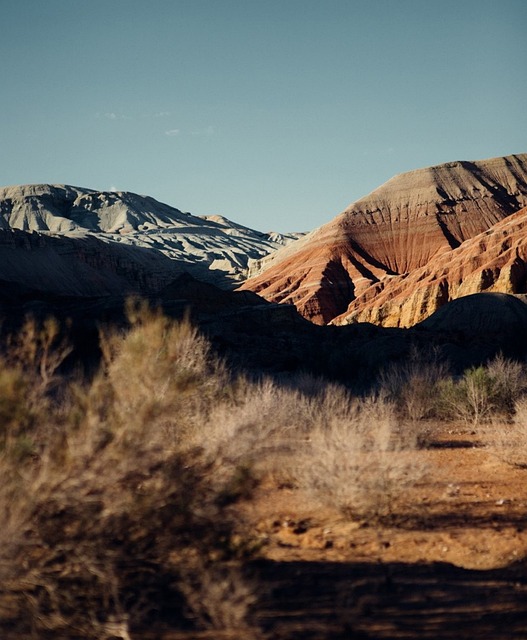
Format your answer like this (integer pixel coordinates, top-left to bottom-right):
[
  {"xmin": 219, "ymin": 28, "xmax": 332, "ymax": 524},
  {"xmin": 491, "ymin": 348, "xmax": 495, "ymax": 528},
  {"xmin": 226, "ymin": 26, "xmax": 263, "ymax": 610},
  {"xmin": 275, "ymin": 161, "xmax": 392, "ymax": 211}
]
[
  {"xmin": 438, "ymin": 356, "xmax": 527, "ymax": 426},
  {"xmin": 438, "ymin": 366, "xmax": 496, "ymax": 426}
]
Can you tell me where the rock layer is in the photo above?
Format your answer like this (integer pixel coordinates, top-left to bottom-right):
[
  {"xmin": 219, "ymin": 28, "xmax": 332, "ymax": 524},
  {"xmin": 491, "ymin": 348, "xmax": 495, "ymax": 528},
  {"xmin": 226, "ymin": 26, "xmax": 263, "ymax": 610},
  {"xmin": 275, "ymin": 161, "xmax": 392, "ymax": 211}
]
[
  {"xmin": 240, "ymin": 154, "xmax": 527, "ymax": 324},
  {"xmin": 333, "ymin": 206, "xmax": 527, "ymax": 327}
]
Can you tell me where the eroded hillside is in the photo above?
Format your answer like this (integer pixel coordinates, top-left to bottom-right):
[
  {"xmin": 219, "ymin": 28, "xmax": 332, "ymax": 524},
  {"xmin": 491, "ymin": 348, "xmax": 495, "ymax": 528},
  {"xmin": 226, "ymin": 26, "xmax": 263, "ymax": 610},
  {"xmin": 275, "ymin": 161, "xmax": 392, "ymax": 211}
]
[{"xmin": 240, "ymin": 154, "xmax": 527, "ymax": 324}]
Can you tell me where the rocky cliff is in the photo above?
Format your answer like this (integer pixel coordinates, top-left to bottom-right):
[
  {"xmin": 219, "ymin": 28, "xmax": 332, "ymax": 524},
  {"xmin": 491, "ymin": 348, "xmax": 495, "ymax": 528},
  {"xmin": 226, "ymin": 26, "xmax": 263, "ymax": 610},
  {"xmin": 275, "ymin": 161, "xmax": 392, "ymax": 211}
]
[{"xmin": 333, "ymin": 206, "xmax": 527, "ymax": 327}]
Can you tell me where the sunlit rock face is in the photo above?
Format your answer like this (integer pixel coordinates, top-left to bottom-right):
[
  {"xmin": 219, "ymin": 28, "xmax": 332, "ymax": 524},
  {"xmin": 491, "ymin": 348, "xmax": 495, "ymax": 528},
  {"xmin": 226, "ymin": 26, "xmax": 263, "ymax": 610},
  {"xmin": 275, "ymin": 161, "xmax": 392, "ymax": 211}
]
[
  {"xmin": 240, "ymin": 154, "xmax": 527, "ymax": 325},
  {"xmin": 333, "ymin": 206, "xmax": 527, "ymax": 327}
]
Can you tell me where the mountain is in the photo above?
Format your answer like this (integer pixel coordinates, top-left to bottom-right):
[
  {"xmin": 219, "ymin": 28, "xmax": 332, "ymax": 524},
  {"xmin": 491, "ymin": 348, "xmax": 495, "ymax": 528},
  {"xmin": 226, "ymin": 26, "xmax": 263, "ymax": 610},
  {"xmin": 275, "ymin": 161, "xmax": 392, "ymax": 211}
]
[
  {"xmin": 0, "ymin": 184, "xmax": 302, "ymax": 292},
  {"xmin": 3, "ymin": 182, "xmax": 527, "ymax": 382},
  {"xmin": 240, "ymin": 154, "xmax": 527, "ymax": 324},
  {"xmin": 333, "ymin": 205, "xmax": 527, "ymax": 327}
]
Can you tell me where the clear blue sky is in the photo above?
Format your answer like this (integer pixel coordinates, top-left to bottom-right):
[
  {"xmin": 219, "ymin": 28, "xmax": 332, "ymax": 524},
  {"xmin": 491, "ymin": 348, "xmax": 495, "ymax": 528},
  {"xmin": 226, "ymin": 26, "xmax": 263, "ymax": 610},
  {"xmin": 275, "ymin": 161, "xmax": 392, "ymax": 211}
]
[{"xmin": 1, "ymin": 0, "xmax": 526, "ymax": 232}]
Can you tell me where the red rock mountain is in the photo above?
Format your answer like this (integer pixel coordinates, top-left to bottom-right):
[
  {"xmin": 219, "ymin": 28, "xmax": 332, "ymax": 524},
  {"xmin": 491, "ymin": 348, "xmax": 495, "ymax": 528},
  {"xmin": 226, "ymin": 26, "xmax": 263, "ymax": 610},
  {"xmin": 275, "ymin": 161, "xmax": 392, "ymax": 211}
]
[
  {"xmin": 240, "ymin": 154, "xmax": 527, "ymax": 325},
  {"xmin": 333, "ymin": 205, "xmax": 527, "ymax": 327}
]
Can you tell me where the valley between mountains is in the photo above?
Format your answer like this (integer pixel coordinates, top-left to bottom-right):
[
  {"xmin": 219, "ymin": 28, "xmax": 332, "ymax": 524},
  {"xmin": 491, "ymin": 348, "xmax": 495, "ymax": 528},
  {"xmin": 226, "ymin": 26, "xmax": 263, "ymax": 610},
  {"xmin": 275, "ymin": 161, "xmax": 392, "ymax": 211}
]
[{"xmin": 2, "ymin": 153, "xmax": 527, "ymax": 335}]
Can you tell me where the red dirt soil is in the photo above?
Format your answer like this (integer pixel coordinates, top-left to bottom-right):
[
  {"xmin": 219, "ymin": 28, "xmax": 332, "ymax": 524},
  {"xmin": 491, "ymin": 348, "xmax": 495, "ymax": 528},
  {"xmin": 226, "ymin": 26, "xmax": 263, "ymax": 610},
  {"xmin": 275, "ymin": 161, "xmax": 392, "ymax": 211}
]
[{"xmin": 141, "ymin": 426, "xmax": 527, "ymax": 639}]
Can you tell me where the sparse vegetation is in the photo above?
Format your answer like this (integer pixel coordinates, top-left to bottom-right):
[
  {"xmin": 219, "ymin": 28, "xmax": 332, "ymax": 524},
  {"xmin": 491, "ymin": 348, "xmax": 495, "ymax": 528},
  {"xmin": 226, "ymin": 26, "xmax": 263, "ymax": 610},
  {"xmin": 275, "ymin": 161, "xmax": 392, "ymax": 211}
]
[
  {"xmin": 1, "ymin": 311, "xmax": 527, "ymax": 638},
  {"xmin": 380, "ymin": 347, "xmax": 448, "ymax": 423},
  {"xmin": 0, "ymin": 309, "xmax": 264, "ymax": 639},
  {"xmin": 437, "ymin": 355, "xmax": 527, "ymax": 426},
  {"xmin": 488, "ymin": 396, "xmax": 527, "ymax": 469}
]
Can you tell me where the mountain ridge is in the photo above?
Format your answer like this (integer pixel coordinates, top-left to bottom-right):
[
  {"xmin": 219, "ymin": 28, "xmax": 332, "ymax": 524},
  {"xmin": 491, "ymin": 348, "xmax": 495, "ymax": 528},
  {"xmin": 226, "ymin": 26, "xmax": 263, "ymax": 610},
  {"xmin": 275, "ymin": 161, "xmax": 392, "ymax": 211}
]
[{"xmin": 0, "ymin": 184, "xmax": 302, "ymax": 289}]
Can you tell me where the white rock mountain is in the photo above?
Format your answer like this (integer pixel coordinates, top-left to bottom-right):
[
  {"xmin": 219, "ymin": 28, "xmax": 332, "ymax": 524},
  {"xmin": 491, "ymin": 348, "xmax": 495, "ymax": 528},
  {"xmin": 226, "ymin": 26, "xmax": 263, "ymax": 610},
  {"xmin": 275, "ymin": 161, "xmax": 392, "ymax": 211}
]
[{"xmin": 0, "ymin": 184, "xmax": 301, "ymax": 295}]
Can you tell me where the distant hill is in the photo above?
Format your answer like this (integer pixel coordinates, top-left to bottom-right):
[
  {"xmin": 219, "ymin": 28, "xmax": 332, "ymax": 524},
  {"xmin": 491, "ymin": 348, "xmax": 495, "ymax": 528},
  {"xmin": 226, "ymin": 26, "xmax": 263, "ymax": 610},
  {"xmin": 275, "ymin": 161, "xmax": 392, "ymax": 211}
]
[
  {"xmin": 4, "ymin": 179, "xmax": 527, "ymax": 379},
  {"xmin": 0, "ymin": 184, "xmax": 302, "ymax": 292},
  {"xmin": 240, "ymin": 154, "xmax": 527, "ymax": 325},
  {"xmin": 332, "ymin": 205, "xmax": 527, "ymax": 327}
]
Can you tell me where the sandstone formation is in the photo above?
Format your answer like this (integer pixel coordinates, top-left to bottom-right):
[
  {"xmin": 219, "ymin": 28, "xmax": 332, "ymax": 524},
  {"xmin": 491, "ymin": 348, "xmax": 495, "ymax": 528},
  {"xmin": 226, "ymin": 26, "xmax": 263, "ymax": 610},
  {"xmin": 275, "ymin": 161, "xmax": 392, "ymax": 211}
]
[
  {"xmin": 0, "ymin": 184, "xmax": 300, "ymax": 288},
  {"xmin": 333, "ymin": 206, "xmax": 527, "ymax": 327},
  {"xmin": 240, "ymin": 154, "xmax": 527, "ymax": 324}
]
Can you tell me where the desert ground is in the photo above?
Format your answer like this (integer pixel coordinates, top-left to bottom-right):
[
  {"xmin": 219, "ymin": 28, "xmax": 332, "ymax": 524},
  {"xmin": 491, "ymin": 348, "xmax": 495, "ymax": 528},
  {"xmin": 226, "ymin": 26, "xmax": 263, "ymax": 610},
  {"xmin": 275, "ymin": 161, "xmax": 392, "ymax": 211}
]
[
  {"xmin": 154, "ymin": 424, "xmax": 527, "ymax": 639},
  {"xmin": 1, "ymin": 312, "xmax": 527, "ymax": 640}
]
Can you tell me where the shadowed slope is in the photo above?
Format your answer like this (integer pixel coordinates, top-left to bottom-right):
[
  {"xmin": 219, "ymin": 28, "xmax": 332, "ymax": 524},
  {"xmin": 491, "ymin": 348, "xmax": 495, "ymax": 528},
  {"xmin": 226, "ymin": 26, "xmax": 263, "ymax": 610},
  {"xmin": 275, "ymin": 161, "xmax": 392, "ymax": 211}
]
[{"xmin": 0, "ymin": 184, "xmax": 301, "ymax": 287}]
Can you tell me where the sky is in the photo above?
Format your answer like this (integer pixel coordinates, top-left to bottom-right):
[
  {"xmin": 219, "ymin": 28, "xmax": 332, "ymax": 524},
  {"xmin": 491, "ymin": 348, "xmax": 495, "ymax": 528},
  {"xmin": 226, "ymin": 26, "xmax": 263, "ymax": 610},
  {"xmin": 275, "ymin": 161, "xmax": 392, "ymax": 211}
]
[{"xmin": 1, "ymin": 0, "xmax": 526, "ymax": 233}]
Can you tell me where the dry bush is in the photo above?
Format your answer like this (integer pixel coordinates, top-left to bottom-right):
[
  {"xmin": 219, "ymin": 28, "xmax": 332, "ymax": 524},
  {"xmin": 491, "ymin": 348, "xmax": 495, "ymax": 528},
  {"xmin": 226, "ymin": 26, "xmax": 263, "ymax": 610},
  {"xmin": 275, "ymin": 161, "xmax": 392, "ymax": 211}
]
[
  {"xmin": 488, "ymin": 397, "xmax": 527, "ymax": 468},
  {"xmin": 0, "ymin": 363, "xmax": 33, "ymax": 450},
  {"xmin": 299, "ymin": 392, "xmax": 426, "ymax": 522},
  {"xmin": 0, "ymin": 308, "xmax": 266, "ymax": 639},
  {"xmin": 380, "ymin": 349, "xmax": 448, "ymax": 423},
  {"xmin": 381, "ymin": 351, "xmax": 527, "ymax": 432},
  {"xmin": 380, "ymin": 349, "xmax": 450, "ymax": 447},
  {"xmin": 6, "ymin": 316, "xmax": 72, "ymax": 400},
  {"xmin": 179, "ymin": 560, "xmax": 262, "ymax": 637},
  {"xmin": 201, "ymin": 377, "xmax": 320, "ymax": 485},
  {"xmin": 485, "ymin": 353, "xmax": 527, "ymax": 415},
  {"xmin": 99, "ymin": 301, "xmax": 230, "ymax": 450}
]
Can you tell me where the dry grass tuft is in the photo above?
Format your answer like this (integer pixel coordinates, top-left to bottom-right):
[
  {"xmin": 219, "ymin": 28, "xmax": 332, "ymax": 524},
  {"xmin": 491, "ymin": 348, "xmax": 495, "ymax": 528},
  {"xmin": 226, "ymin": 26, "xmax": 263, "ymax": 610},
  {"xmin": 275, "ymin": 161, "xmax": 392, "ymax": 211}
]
[
  {"xmin": 299, "ymin": 392, "xmax": 427, "ymax": 522},
  {"xmin": 179, "ymin": 560, "xmax": 262, "ymax": 637},
  {"xmin": 488, "ymin": 397, "xmax": 527, "ymax": 469}
]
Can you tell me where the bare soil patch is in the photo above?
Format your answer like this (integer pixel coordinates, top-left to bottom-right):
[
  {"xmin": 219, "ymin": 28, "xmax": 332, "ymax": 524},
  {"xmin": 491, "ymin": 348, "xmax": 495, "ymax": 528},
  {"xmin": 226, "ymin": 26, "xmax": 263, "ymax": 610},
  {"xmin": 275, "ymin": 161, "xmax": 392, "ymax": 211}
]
[
  {"xmin": 122, "ymin": 426, "xmax": 527, "ymax": 639},
  {"xmin": 227, "ymin": 425, "xmax": 527, "ymax": 639}
]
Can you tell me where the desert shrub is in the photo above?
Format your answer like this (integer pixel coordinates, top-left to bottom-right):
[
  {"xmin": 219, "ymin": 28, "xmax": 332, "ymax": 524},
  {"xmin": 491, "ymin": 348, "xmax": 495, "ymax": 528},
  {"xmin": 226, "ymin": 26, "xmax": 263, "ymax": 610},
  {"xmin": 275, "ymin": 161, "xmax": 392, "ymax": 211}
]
[
  {"xmin": 99, "ymin": 302, "xmax": 231, "ymax": 450},
  {"xmin": 299, "ymin": 392, "xmax": 426, "ymax": 522},
  {"xmin": 203, "ymin": 379, "xmax": 303, "ymax": 469},
  {"xmin": 179, "ymin": 560, "xmax": 261, "ymax": 636},
  {"xmin": 485, "ymin": 353, "xmax": 527, "ymax": 415},
  {"xmin": 489, "ymin": 397, "xmax": 527, "ymax": 468},
  {"xmin": 5, "ymin": 316, "xmax": 72, "ymax": 398},
  {"xmin": 438, "ymin": 356, "xmax": 527, "ymax": 426},
  {"xmin": 438, "ymin": 366, "xmax": 496, "ymax": 426},
  {"xmin": 379, "ymin": 349, "xmax": 450, "ymax": 447},
  {"xmin": 0, "ymin": 309, "xmax": 265, "ymax": 639},
  {"xmin": 0, "ymin": 363, "xmax": 32, "ymax": 447},
  {"xmin": 380, "ymin": 348, "xmax": 448, "ymax": 423}
]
